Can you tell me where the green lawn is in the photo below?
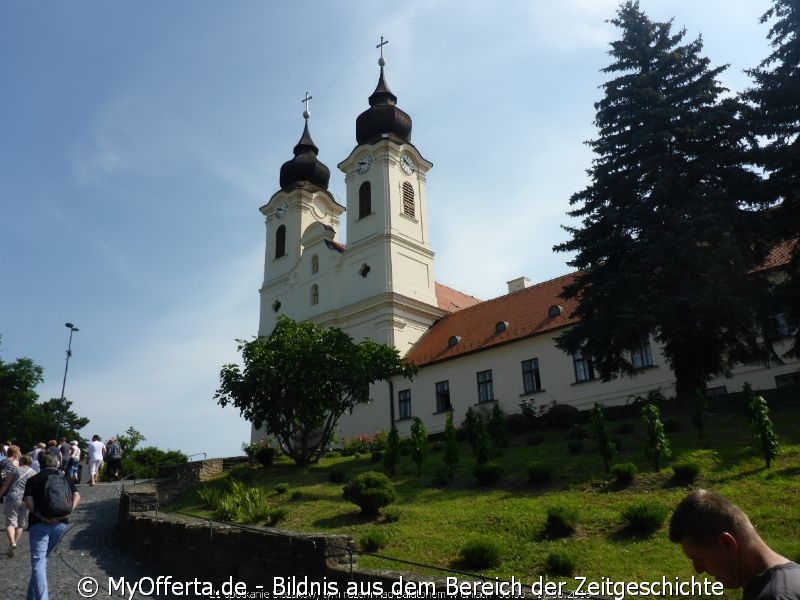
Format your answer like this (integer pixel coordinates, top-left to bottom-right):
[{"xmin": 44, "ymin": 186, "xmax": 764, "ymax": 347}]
[{"xmin": 173, "ymin": 392, "xmax": 800, "ymax": 599}]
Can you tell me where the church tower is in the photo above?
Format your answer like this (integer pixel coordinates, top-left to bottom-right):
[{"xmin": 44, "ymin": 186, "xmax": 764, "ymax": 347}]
[
  {"xmin": 258, "ymin": 94, "xmax": 345, "ymax": 338},
  {"xmin": 335, "ymin": 39, "xmax": 441, "ymax": 353}
]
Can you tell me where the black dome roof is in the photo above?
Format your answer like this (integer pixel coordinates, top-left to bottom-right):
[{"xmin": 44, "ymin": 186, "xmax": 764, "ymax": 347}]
[
  {"xmin": 356, "ymin": 66, "xmax": 412, "ymax": 145},
  {"xmin": 279, "ymin": 120, "xmax": 330, "ymax": 191}
]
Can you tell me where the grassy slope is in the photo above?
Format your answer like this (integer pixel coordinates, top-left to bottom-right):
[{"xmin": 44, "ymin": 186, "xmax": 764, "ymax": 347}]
[{"xmin": 173, "ymin": 393, "xmax": 800, "ymax": 598}]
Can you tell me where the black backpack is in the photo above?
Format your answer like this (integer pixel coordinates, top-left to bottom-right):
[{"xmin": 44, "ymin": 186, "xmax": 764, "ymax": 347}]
[{"xmin": 41, "ymin": 472, "xmax": 73, "ymax": 518}]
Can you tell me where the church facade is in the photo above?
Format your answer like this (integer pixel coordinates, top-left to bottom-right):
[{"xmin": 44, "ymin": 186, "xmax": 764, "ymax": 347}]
[{"xmin": 256, "ymin": 53, "xmax": 800, "ymax": 441}]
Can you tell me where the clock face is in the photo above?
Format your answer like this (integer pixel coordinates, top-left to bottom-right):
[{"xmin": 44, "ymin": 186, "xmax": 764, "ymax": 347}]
[
  {"xmin": 275, "ymin": 201, "xmax": 288, "ymax": 219},
  {"xmin": 400, "ymin": 155, "xmax": 415, "ymax": 175},
  {"xmin": 356, "ymin": 154, "xmax": 373, "ymax": 175}
]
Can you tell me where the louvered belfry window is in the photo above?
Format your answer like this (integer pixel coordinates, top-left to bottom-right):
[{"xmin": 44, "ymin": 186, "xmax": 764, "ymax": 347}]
[
  {"xmin": 402, "ymin": 182, "xmax": 415, "ymax": 218},
  {"xmin": 275, "ymin": 225, "xmax": 286, "ymax": 259},
  {"xmin": 359, "ymin": 182, "xmax": 371, "ymax": 219}
]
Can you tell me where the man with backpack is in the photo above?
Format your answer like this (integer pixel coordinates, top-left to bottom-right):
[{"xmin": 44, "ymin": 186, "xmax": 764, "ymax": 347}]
[{"xmin": 23, "ymin": 451, "xmax": 80, "ymax": 600}]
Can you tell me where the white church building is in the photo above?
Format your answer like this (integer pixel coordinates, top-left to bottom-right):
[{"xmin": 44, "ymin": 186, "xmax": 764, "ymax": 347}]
[{"xmin": 256, "ymin": 51, "xmax": 800, "ymax": 441}]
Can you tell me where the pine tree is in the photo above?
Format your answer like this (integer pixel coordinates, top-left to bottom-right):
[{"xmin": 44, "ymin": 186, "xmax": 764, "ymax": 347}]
[
  {"xmin": 744, "ymin": 0, "xmax": 800, "ymax": 357},
  {"xmin": 554, "ymin": 1, "xmax": 774, "ymax": 398}
]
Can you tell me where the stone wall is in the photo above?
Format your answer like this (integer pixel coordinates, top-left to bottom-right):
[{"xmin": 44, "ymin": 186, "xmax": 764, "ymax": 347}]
[{"xmin": 118, "ymin": 459, "xmax": 538, "ymax": 599}]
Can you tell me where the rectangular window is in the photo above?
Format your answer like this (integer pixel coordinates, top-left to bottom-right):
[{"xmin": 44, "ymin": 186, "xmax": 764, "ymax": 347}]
[
  {"xmin": 476, "ymin": 369, "xmax": 494, "ymax": 404},
  {"xmin": 521, "ymin": 358, "xmax": 542, "ymax": 394},
  {"xmin": 435, "ymin": 380, "xmax": 451, "ymax": 413},
  {"xmin": 573, "ymin": 349, "xmax": 595, "ymax": 383},
  {"xmin": 398, "ymin": 389, "xmax": 411, "ymax": 420},
  {"xmin": 630, "ymin": 340, "xmax": 654, "ymax": 369}
]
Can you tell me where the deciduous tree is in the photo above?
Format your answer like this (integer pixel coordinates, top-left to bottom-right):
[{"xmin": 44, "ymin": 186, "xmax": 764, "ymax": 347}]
[{"xmin": 215, "ymin": 316, "xmax": 416, "ymax": 466}]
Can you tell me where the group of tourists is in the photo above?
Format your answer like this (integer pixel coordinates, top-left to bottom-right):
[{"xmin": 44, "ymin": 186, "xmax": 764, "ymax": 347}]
[{"xmin": 0, "ymin": 436, "xmax": 123, "ymax": 558}]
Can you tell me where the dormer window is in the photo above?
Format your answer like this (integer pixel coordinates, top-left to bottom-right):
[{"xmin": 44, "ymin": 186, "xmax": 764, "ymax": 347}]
[
  {"xmin": 495, "ymin": 321, "xmax": 509, "ymax": 334},
  {"xmin": 448, "ymin": 335, "xmax": 461, "ymax": 347},
  {"xmin": 548, "ymin": 305, "xmax": 563, "ymax": 318}
]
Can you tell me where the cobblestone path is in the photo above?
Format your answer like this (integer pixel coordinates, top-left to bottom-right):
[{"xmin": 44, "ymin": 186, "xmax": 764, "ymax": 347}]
[{"xmin": 0, "ymin": 481, "xmax": 179, "ymax": 599}]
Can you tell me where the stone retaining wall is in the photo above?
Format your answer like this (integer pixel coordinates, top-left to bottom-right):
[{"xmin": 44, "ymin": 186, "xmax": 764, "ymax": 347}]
[{"xmin": 117, "ymin": 458, "xmax": 537, "ymax": 599}]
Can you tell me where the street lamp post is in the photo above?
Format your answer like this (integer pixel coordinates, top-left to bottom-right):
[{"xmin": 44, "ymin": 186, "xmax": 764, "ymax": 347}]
[{"xmin": 55, "ymin": 322, "xmax": 79, "ymax": 440}]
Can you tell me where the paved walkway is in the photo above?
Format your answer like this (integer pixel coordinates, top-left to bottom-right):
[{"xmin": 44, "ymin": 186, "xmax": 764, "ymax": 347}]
[{"xmin": 0, "ymin": 481, "xmax": 178, "ymax": 599}]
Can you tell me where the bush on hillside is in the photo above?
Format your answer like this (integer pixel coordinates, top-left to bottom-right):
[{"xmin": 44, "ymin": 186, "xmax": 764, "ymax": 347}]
[
  {"xmin": 459, "ymin": 537, "xmax": 502, "ymax": 569},
  {"xmin": 342, "ymin": 471, "xmax": 397, "ymax": 515}
]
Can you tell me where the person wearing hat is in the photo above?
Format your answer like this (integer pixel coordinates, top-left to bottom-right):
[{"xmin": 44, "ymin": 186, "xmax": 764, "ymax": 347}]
[{"xmin": 65, "ymin": 441, "xmax": 81, "ymax": 485}]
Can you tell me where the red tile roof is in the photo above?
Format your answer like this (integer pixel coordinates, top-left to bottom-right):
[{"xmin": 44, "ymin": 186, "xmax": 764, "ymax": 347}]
[
  {"xmin": 408, "ymin": 273, "xmax": 581, "ymax": 366},
  {"xmin": 435, "ymin": 282, "xmax": 482, "ymax": 313},
  {"xmin": 757, "ymin": 239, "xmax": 797, "ymax": 272}
]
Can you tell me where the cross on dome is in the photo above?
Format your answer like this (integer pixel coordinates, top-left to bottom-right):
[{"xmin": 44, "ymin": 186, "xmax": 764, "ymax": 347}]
[
  {"xmin": 376, "ymin": 36, "xmax": 388, "ymax": 66},
  {"xmin": 301, "ymin": 92, "xmax": 312, "ymax": 120}
]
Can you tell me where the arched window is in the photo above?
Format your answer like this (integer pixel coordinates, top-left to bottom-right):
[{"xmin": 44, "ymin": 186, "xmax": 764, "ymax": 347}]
[
  {"xmin": 402, "ymin": 182, "xmax": 415, "ymax": 218},
  {"xmin": 275, "ymin": 225, "xmax": 286, "ymax": 259},
  {"xmin": 359, "ymin": 182, "xmax": 371, "ymax": 219},
  {"xmin": 311, "ymin": 284, "xmax": 319, "ymax": 305},
  {"xmin": 311, "ymin": 254, "xmax": 319, "ymax": 274}
]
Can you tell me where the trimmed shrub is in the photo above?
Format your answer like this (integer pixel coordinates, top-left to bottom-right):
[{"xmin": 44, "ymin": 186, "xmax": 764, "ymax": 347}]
[
  {"xmin": 459, "ymin": 537, "xmax": 503, "ymax": 570},
  {"xmin": 568, "ymin": 426, "xmax": 590, "ymax": 440},
  {"xmin": 382, "ymin": 425, "xmax": 400, "ymax": 477},
  {"xmin": 370, "ymin": 450, "xmax": 383, "ymax": 463},
  {"xmin": 507, "ymin": 413, "xmax": 529, "ymax": 435},
  {"xmin": 546, "ymin": 403, "xmax": 580, "ymax": 429},
  {"xmin": 642, "ymin": 402, "xmax": 671, "ymax": 471},
  {"xmin": 527, "ymin": 461, "xmax": 554, "ymax": 485},
  {"xmin": 382, "ymin": 506, "xmax": 403, "ymax": 523},
  {"xmin": 615, "ymin": 422, "xmax": 637, "ymax": 435},
  {"xmin": 488, "ymin": 403, "xmax": 509, "ymax": 447},
  {"xmin": 473, "ymin": 461, "xmax": 504, "ymax": 485},
  {"xmin": 342, "ymin": 471, "xmax": 397, "ymax": 515},
  {"xmin": 671, "ymin": 461, "xmax": 701, "ymax": 484},
  {"xmin": 255, "ymin": 447, "xmax": 276, "ymax": 467},
  {"xmin": 545, "ymin": 550, "xmax": 577, "ymax": 576},
  {"xmin": 290, "ymin": 490, "xmax": 303, "ymax": 501},
  {"xmin": 273, "ymin": 482, "xmax": 290, "ymax": 495},
  {"xmin": 621, "ymin": 500, "xmax": 668, "ymax": 535},
  {"xmin": 610, "ymin": 463, "xmax": 637, "ymax": 486},
  {"xmin": 410, "ymin": 417, "xmax": 429, "ymax": 477},
  {"xmin": 443, "ymin": 411, "xmax": 460, "ymax": 480},
  {"xmin": 230, "ymin": 463, "xmax": 257, "ymax": 482},
  {"xmin": 329, "ymin": 467, "xmax": 347, "ymax": 483},
  {"xmin": 545, "ymin": 505, "xmax": 579, "ymax": 538},
  {"xmin": 527, "ymin": 433, "xmax": 545, "ymax": 446},
  {"xmin": 324, "ymin": 450, "xmax": 341, "ymax": 459},
  {"xmin": 266, "ymin": 507, "xmax": 288, "ymax": 526},
  {"xmin": 359, "ymin": 528, "xmax": 390, "ymax": 552},
  {"xmin": 567, "ymin": 439, "xmax": 584, "ymax": 454}
]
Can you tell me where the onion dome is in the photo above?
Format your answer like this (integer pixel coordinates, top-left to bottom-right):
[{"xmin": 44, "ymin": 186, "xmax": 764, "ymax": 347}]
[
  {"xmin": 279, "ymin": 109, "xmax": 330, "ymax": 191},
  {"xmin": 355, "ymin": 64, "xmax": 412, "ymax": 145}
]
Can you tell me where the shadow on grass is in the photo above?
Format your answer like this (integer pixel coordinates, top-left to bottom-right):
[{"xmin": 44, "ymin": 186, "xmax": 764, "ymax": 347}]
[
  {"xmin": 313, "ymin": 511, "xmax": 382, "ymax": 529},
  {"xmin": 608, "ymin": 524, "xmax": 663, "ymax": 542}
]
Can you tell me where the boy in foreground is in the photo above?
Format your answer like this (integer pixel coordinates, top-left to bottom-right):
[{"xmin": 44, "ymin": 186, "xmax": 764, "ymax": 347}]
[{"xmin": 669, "ymin": 489, "xmax": 799, "ymax": 600}]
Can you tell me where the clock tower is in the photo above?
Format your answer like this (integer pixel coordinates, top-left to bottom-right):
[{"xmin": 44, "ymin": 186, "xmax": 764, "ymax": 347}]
[
  {"xmin": 258, "ymin": 94, "xmax": 345, "ymax": 338},
  {"xmin": 335, "ymin": 39, "xmax": 440, "ymax": 352}
]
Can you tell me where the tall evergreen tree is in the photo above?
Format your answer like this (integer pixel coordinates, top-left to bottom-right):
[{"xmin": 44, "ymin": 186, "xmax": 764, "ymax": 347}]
[
  {"xmin": 744, "ymin": 0, "xmax": 800, "ymax": 357},
  {"xmin": 554, "ymin": 1, "xmax": 774, "ymax": 397}
]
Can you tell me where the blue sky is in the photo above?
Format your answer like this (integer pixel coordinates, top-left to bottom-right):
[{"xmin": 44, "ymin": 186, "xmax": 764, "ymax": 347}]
[{"xmin": 0, "ymin": 1, "xmax": 774, "ymax": 459}]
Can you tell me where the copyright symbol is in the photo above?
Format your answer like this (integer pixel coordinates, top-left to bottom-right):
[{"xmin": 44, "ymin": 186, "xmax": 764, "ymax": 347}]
[{"xmin": 78, "ymin": 576, "xmax": 99, "ymax": 598}]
